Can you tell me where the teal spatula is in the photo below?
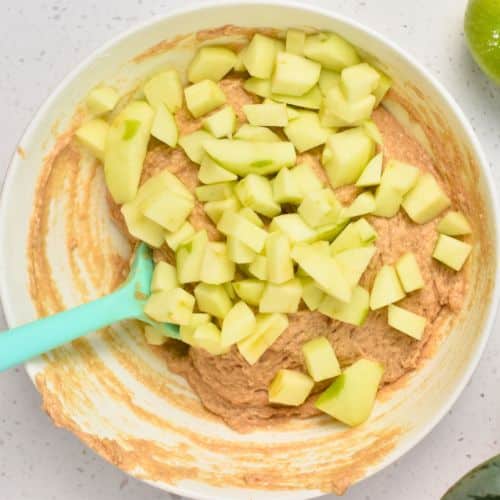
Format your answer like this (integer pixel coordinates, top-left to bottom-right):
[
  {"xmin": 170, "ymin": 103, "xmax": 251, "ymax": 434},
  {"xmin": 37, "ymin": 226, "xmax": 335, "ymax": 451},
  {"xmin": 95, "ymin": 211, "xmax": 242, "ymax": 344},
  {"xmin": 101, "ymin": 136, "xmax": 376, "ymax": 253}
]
[{"xmin": 0, "ymin": 243, "xmax": 179, "ymax": 372}]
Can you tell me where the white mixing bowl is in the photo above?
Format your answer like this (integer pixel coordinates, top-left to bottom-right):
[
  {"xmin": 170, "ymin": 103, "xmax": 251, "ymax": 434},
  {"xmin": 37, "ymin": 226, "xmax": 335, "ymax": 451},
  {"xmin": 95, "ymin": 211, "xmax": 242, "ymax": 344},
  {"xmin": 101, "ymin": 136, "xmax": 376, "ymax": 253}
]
[{"xmin": 0, "ymin": 2, "xmax": 498, "ymax": 499}]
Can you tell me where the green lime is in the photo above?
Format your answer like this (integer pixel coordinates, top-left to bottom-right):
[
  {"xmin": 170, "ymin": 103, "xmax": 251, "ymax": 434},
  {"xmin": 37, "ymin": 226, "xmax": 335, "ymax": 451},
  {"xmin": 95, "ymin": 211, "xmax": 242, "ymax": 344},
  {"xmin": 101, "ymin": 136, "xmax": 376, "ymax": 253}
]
[{"xmin": 465, "ymin": 0, "xmax": 500, "ymax": 84}]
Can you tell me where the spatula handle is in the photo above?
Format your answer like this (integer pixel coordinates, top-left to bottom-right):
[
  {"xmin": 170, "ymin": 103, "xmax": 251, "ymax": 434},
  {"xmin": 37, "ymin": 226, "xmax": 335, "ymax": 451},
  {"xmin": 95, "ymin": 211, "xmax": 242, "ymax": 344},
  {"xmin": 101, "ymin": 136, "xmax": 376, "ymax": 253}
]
[{"xmin": 0, "ymin": 283, "xmax": 140, "ymax": 372}]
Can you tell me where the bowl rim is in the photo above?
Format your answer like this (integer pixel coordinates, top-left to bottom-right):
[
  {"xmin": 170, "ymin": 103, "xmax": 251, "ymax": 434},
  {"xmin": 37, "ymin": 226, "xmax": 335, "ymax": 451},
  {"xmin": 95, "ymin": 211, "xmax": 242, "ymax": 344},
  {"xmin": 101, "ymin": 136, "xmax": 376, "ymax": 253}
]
[{"xmin": 1, "ymin": 1, "xmax": 499, "ymax": 498}]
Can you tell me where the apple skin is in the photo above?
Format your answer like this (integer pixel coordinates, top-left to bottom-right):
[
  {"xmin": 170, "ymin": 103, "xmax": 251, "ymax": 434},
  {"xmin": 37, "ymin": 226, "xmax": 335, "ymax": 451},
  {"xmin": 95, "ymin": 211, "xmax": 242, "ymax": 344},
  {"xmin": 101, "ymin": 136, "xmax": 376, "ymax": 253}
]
[{"xmin": 465, "ymin": 0, "xmax": 500, "ymax": 85}]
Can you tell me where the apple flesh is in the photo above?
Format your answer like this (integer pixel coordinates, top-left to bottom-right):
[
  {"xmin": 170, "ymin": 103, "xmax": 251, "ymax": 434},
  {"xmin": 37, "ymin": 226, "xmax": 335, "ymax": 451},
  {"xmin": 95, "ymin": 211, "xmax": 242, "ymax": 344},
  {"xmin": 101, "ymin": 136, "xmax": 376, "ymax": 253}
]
[
  {"xmin": 151, "ymin": 261, "xmax": 178, "ymax": 293},
  {"xmin": 221, "ymin": 301, "xmax": 256, "ymax": 347},
  {"xmin": 200, "ymin": 242, "xmax": 235, "ymax": 285},
  {"xmin": 437, "ymin": 211, "xmax": 472, "ymax": 236},
  {"xmin": 234, "ymin": 123, "xmax": 280, "ymax": 142},
  {"xmin": 315, "ymin": 358, "xmax": 384, "ymax": 426},
  {"xmin": 272, "ymin": 167, "xmax": 303, "ymax": 204},
  {"xmin": 303, "ymin": 32, "xmax": 360, "ymax": 71},
  {"xmin": 217, "ymin": 210, "xmax": 268, "ymax": 252},
  {"xmin": 268, "ymin": 369, "xmax": 314, "ymax": 406},
  {"xmin": 271, "ymin": 52, "xmax": 321, "ymax": 96},
  {"xmin": 202, "ymin": 106, "xmax": 236, "ymax": 139},
  {"xmin": 143, "ymin": 70, "xmax": 184, "ymax": 112},
  {"xmin": 232, "ymin": 279, "xmax": 266, "ymax": 306},
  {"xmin": 176, "ymin": 230, "xmax": 209, "ymax": 283},
  {"xmin": 184, "ymin": 80, "xmax": 226, "ymax": 118},
  {"xmin": 151, "ymin": 104, "xmax": 178, "ymax": 147},
  {"xmin": 387, "ymin": 304, "xmax": 426, "ymax": 340},
  {"xmin": 86, "ymin": 86, "xmax": 119, "ymax": 115},
  {"xmin": 165, "ymin": 222, "xmax": 196, "ymax": 251},
  {"xmin": 330, "ymin": 218, "xmax": 377, "ymax": 254},
  {"xmin": 178, "ymin": 130, "xmax": 214, "ymax": 164},
  {"xmin": 243, "ymin": 102, "xmax": 289, "ymax": 127},
  {"xmin": 319, "ymin": 285, "xmax": 370, "ymax": 326},
  {"xmin": 285, "ymin": 29, "xmax": 306, "ymax": 55},
  {"xmin": 340, "ymin": 62, "xmax": 380, "ymax": 101},
  {"xmin": 144, "ymin": 325, "xmax": 168, "ymax": 346},
  {"xmin": 144, "ymin": 287, "xmax": 195, "ymax": 325},
  {"xmin": 242, "ymin": 33, "xmax": 283, "ymax": 79},
  {"xmin": 187, "ymin": 46, "xmax": 237, "ymax": 83},
  {"xmin": 266, "ymin": 232, "xmax": 295, "ymax": 284},
  {"xmin": 395, "ymin": 252, "xmax": 424, "ymax": 293},
  {"xmin": 194, "ymin": 282, "xmax": 232, "ymax": 318},
  {"xmin": 198, "ymin": 155, "xmax": 237, "ymax": 184},
  {"xmin": 259, "ymin": 278, "xmax": 303, "ymax": 313},
  {"xmin": 432, "ymin": 234, "xmax": 472, "ymax": 271},
  {"xmin": 237, "ymin": 313, "xmax": 288, "ymax": 365},
  {"xmin": 284, "ymin": 111, "xmax": 331, "ymax": 153},
  {"xmin": 369, "ymin": 265, "xmax": 405, "ymax": 310},
  {"xmin": 75, "ymin": 118, "xmax": 109, "ymax": 161},
  {"xmin": 355, "ymin": 152, "xmax": 383, "ymax": 187},
  {"xmin": 302, "ymin": 336, "xmax": 341, "ymax": 382},
  {"xmin": 235, "ymin": 174, "xmax": 281, "ymax": 217},
  {"xmin": 104, "ymin": 100, "xmax": 154, "ymax": 204}
]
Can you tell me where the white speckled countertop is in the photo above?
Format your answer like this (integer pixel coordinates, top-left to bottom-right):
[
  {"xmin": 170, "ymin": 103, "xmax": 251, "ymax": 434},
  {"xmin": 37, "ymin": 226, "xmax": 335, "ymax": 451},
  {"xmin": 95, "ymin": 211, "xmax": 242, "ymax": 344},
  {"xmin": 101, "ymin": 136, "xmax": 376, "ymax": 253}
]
[{"xmin": 1, "ymin": 1, "xmax": 499, "ymax": 499}]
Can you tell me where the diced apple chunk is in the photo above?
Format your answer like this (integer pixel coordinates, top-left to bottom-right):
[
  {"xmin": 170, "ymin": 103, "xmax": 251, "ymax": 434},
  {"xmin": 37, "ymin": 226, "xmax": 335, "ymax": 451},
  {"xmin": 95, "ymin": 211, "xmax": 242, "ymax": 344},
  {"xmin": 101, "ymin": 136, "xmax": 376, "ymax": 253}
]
[
  {"xmin": 184, "ymin": 80, "xmax": 226, "ymax": 118},
  {"xmin": 318, "ymin": 69, "xmax": 341, "ymax": 95},
  {"xmin": 242, "ymin": 33, "xmax": 282, "ymax": 79},
  {"xmin": 381, "ymin": 160, "xmax": 420, "ymax": 194},
  {"xmin": 315, "ymin": 359, "xmax": 384, "ymax": 426},
  {"xmin": 330, "ymin": 218, "xmax": 377, "ymax": 254},
  {"xmin": 217, "ymin": 210, "xmax": 268, "ymax": 252},
  {"xmin": 291, "ymin": 163, "xmax": 324, "ymax": 194},
  {"xmin": 151, "ymin": 104, "xmax": 178, "ymax": 147},
  {"xmin": 363, "ymin": 120, "xmax": 384, "ymax": 145},
  {"xmin": 204, "ymin": 139, "xmax": 296, "ymax": 176},
  {"xmin": 284, "ymin": 111, "xmax": 331, "ymax": 153},
  {"xmin": 373, "ymin": 72, "xmax": 392, "ymax": 107},
  {"xmin": 272, "ymin": 85, "xmax": 323, "ymax": 110},
  {"xmin": 271, "ymin": 52, "xmax": 321, "ymax": 96},
  {"xmin": 291, "ymin": 244, "xmax": 351, "ymax": 302},
  {"xmin": 179, "ymin": 313, "xmax": 211, "ymax": 346},
  {"xmin": 243, "ymin": 102, "xmax": 288, "ymax": 127},
  {"xmin": 144, "ymin": 325, "xmax": 168, "ymax": 346},
  {"xmin": 269, "ymin": 214, "xmax": 316, "ymax": 243},
  {"xmin": 324, "ymin": 127, "xmax": 375, "ymax": 188},
  {"xmin": 298, "ymin": 189, "xmax": 342, "ymax": 228},
  {"xmin": 176, "ymin": 230, "xmax": 208, "ymax": 283},
  {"xmin": 370, "ymin": 265, "xmax": 405, "ymax": 310},
  {"xmin": 200, "ymin": 242, "xmax": 235, "ymax": 284},
  {"xmin": 234, "ymin": 123, "xmax": 280, "ymax": 142},
  {"xmin": 165, "ymin": 222, "xmax": 196, "ymax": 251},
  {"xmin": 266, "ymin": 232, "xmax": 294, "ymax": 284},
  {"xmin": 204, "ymin": 197, "xmax": 241, "ymax": 223},
  {"xmin": 437, "ymin": 211, "xmax": 472, "ymax": 236},
  {"xmin": 301, "ymin": 278, "xmax": 325, "ymax": 311},
  {"xmin": 143, "ymin": 70, "xmax": 183, "ymax": 112},
  {"xmin": 187, "ymin": 46, "xmax": 237, "ymax": 83},
  {"xmin": 238, "ymin": 313, "xmax": 288, "ymax": 365},
  {"xmin": 178, "ymin": 129, "xmax": 214, "ymax": 164},
  {"xmin": 302, "ymin": 337, "xmax": 341, "ymax": 382},
  {"xmin": 239, "ymin": 207, "xmax": 264, "ymax": 226},
  {"xmin": 395, "ymin": 252, "xmax": 424, "ymax": 293},
  {"xmin": 151, "ymin": 261, "xmax": 178, "ymax": 293},
  {"xmin": 388, "ymin": 304, "xmax": 426, "ymax": 340},
  {"xmin": 86, "ymin": 86, "xmax": 119, "ymax": 115},
  {"xmin": 340, "ymin": 63, "xmax": 380, "ymax": 101},
  {"xmin": 192, "ymin": 322, "xmax": 229, "ymax": 355},
  {"xmin": 121, "ymin": 201, "xmax": 165, "ymax": 248},
  {"xmin": 375, "ymin": 177, "xmax": 405, "ymax": 214},
  {"xmin": 303, "ymin": 32, "xmax": 360, "ymax": 71},
  {"xmin": 319, "ymin": 286, "xmax": 370, "ymax": 326},
  {"xmin": 75, "ymin": 119, "xmax": 109, "ymax": 161},
  {"xmin": 194, "ymin": 282, "xmax": 232, "ymax": 318},
  {"xmin": 432, "ymin": 234, "xmax": 472, "ymax": 271},
  {"xmin": 226, "ymin": 236, "xmax": 257, "ymax": 264},
  {"xmin": 269, "ymin": 369, "xmax": 314, "ymax": 406},
  {"xmin": 243, "ymin": 77, "xmax": 272, "ymax": 98},
  {"xmin": 259, "ymin": 278, "xmax": 303, "ymax": 313},
  {"xmin": 356, "ymin": 152, "xmax": 383, "ymax": 187},
  {"xmin": 235, "ymin": 174, "xmax": 281, "ymax": 217},
  {"xmin": 248, "ymin": 255, "xmax": 268, "ymax": 280},
  {"xmin": 323, "ymin": 86, "xmax": 375, "ymax": 125},
  {"xmin": 195, "ymin": 182, "xmax": 235, "ymax": 203},
  {"xmin": 334, "ymin": 246, "xmax": 376, "ymax": 287},
  {"xmin": 286, "ymin": 29, "xmax": 306, "ymax": 54},
  {"xmin": 221, "ymin": 301, "xmax": 256, "ymax": 347},
  {"xmin": 198, "ymin": 155, "xmax": 238, "ymax": 184},
  {"xmin": 344, "ymin": 191, "xmax": 376, "ymax": 218},
  {"xmin": 202, "ymin": 106, "xmax": 236, "ymax": 138},
  {"xmin": 233, "ymin": 279, "xmax": 266, "ymax": 306},
  {"xmin": 144, "ymin": 287, "xmax": 195, "ymax": 325},
  {"xmin": 402, "ymin": 173, "xmax": 451, "ymax": 224},
  {"xmin": 141, "ymin": 189, "xmax": 194, "ymax": 232},
  {"xmin": 104, "ymin": 100, "xmax": 154, "ymax": 203},
  {"xmin": 272, "ymin": 167, "xmax": 303, "ymax": 204}
]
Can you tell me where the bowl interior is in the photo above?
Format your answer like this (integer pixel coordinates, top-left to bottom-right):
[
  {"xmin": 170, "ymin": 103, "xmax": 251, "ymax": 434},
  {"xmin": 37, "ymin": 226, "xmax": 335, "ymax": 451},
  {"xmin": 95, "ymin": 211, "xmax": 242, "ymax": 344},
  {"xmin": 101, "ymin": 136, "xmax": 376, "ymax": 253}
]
[{"xmin": 0, "ymin": 3, "xmax": 498, "ymax": 499}]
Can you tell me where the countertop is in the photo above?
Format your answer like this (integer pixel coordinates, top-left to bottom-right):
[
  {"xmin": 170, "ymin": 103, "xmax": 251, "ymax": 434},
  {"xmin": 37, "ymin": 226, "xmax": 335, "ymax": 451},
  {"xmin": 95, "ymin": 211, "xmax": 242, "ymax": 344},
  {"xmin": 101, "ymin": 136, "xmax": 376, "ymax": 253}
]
[{"xmin": 1, "ymin": 1, "xmax": 499, "ymax": 499}]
